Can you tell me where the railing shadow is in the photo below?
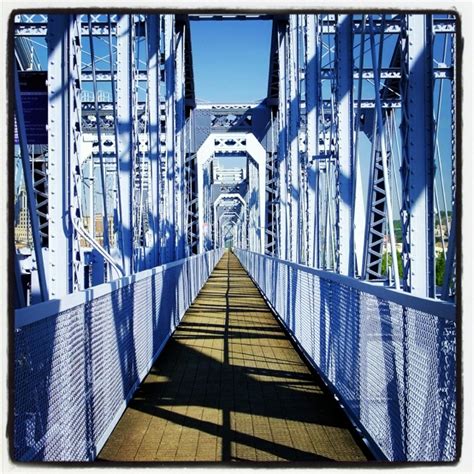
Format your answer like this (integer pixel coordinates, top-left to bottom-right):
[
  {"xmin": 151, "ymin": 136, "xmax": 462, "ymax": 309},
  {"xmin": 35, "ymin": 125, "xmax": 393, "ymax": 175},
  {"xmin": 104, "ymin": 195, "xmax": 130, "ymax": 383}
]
[{"xmin": 101, "ymin": 252, "xmax": 366, "ymax": 462}]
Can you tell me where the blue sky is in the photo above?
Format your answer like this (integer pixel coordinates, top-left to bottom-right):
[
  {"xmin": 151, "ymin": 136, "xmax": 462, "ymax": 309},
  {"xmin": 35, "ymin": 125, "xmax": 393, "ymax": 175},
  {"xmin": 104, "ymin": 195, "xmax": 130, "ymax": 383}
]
[{"xmin": 190, "ymin": 20, "xmax": 273, "ymax": 103}]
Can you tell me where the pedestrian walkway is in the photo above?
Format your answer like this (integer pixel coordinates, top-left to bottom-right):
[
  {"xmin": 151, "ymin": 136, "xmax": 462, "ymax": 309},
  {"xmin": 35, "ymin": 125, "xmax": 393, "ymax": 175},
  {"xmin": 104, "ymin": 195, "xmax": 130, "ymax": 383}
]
[{"xmin": 98, "ymin": 251, "xmax": 369, "ymax": 462}]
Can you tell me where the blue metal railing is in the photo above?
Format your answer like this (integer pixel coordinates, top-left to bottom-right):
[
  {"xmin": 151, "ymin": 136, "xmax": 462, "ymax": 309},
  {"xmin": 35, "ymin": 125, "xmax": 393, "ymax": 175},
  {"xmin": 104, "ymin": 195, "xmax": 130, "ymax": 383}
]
[
  {"xmin": 14, "ymin": 249, "xmax": 224, "ymax": 461},
  {"xmin": 234, "ymin": 249, "xmax": 457, "ymax": 462}
]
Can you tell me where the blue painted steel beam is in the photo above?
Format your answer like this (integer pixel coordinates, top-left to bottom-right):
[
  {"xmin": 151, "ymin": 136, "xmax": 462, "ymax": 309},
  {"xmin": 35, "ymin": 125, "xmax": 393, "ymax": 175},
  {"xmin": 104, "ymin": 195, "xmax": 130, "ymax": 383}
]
[
  {"xmin": 288, "ymin": 15, "xmax": 301, "ymax": 264},
  {"xmin": 14, "ymin": 64, "xmax": 49, "ymax": 301},
  {"xmin": 335, "ymin": 14, "xmax": 354, "ymax": 276},
  {"xmin": 277, "ymin": 20, "xmax": 288, "ymax": 261},
  {"xmin": 47, "ymin": 14, "xmax": 74, "ymax": 297},
  {"xmin": 163, "ymin": 15, "xmax": 177, "ymax": 263},
  {"xmin": 401, "ymin": 14, "xmax": 435, "ymax": 297},
  {"xmin": 175, "ymin": 21, "xmax": 186, "ymax": 259},
  {"xmin": 146, "ymin": 14, "xmax": 161, "ymax": 268},
  {"xmin": 116, "ymin": 15, "xmax": 134, "ymax": 275},
  {"xmin": 305, "ymin": 15, "xmax": 320, "ymax": 269}
]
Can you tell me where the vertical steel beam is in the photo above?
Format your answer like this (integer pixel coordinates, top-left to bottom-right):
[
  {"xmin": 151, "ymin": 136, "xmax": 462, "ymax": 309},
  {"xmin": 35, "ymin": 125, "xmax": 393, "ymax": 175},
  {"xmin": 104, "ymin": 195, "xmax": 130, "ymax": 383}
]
[
  {"xmin": 442, "ymin": 28, "xmax": 457, "ymax": 300},
  {"xmin": 401, "ymin": 14, "xmax": 434, "ymax": 297},
  {"xmin": 305, "ymin": 14, "xmax": 320, "ymax": 268},
  {"xmin": 175, "ymin": 21, "xmax": 186, "ymax": 259},
  {"xmin": 69, "ymin": 16, "xmax": 84, "ymax": 290},
  {"xmin": 288, "ymin": 15, "xmax": 300, "ymax": 263},
  {"xmin": 196, "ymin": 158, "xmax": 204, "ymax": 254},
  {"xmin": 277, "ymin": 20, "xmax": 288, "ymax": 260},
  {"xmin": 147, "ymin": 14, "xmax": 161, "ymax": 267},
  {"xmin": 353, "ymin": 16, "xmax": 367, "ymax": 277},
  {"xmin": 47, "ymin": 14, "xmax": 75, "ymax": 297},
  {"xmin": 163, "ymin": 15, "xmax": 176, "ymax": 263},
  {"xmin": 265, "ymin": 108, "xmax": 279, "ymax": 256},
  {"xmin": 116, "ymin": 15, "xmax": 134, "ymax": 275},
  {"xmin": 335, "ymin": 15, "xmax": 354, "ymax": 276},
  {"xmin": 367, "ymin": 16, "xmax": 400, "ymax": 289},
  {"xmin": 14, "ymin": 64, "xmax": 48, "ymax": 301}
]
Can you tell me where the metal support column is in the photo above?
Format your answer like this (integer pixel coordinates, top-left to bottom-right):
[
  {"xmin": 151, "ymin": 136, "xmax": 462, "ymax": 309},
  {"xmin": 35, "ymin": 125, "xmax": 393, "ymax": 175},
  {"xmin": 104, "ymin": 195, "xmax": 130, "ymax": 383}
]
[
  {"xmin": 175, "ymin": 21, "xmax": 186, "ymax": 259},
  {"xmin": 47, "ymin": 14, "xmax": 81, "ymax": 297},
  {"xmin": 163, "ymin": 15, "xmax": 176, "ymax": 263},
  {"xmin": 116, "ymin": 14, "xmax": 134, "ymax": 275},
  {"xmin": 14, "ymin": 64, "xmax": 48, "ymax": 301},
  {"xmin": 305, "ymin": 14, "xmax": 320, "ymax": 269},
  {"xmin": 277, "ymin": 20, "xmax": 288, "ymax": 260},
  {"xmin": 335, "ymin": 14, "xmax": 354, "ymax": 276},
  {"xmin": 401, "ymin": 14, "xmax": 435, "ymax": 297},
  {"xmin": 288, "ymin": 15, "xmax": 300, "ymax": 263},
  {"xmin": 147, "ymin": 14, "xmax": 161, "ymax": 267}
]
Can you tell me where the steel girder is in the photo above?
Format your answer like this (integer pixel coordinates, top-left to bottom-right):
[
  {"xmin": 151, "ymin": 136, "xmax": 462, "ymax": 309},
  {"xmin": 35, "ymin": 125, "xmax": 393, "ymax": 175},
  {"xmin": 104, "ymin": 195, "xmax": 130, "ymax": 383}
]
[
  {"xmin": 116, "ymin": 15, "xmax": 135, "ymax": 276},
  {"xmin": 334, "ymin": 15, "xmax": 354, "ymax": 276},
  {"xmin": 46, "ymin": 14, "xmax": 83, "ymax": 297},
  {"xmin": 276, "ymin": 19, "xmax": 289, "ymax": 261},
  {"xmin": 400, "ymin": 14, "xmax": 435, "ymax": 297},
  {"xmin": 12, "ymin": 13, "xmax": 458, "ymax": 304},
  {"xmin": 147, "ymin": 14, "xmax": 161, "ymax": 268},
  {"xmin": 14, "ymin": 65, "xmax": 49, "ymax": 302},
  {"xmin": 305, "ymin": 15, "xmax": 320, "ymax": 269},
  {"xmin": 13, "ymin": 13, "xmax": 192, "ymax": 306},
  {"xmin": 269, "ymin": 13, "xmax": 456, "ymax": 299}
]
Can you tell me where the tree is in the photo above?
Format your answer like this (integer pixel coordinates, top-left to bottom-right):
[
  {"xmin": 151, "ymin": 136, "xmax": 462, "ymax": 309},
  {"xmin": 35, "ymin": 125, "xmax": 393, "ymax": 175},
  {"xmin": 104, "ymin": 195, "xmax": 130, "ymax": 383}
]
[
  {"xmin": 436, "ymin": 252, "xmax": 446, "ymax": 287},
  {"xmin": 381, "ymin": 249, "xmax": 403, "ymax": 278}
]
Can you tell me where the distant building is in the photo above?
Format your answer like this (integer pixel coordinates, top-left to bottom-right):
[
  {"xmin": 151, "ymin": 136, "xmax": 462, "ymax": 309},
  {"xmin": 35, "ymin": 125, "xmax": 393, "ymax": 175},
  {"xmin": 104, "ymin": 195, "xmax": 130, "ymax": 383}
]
[
  {"xmin": 82, "ymin": 214, "xmax": 116, "ymax": 248},
  {"xmin": 14, "ymin": 186, "xmax": 32, "ymax": 248},
  {"xmin": 14, "ymin": 184, "xmax": 117, "ymax": 250}
]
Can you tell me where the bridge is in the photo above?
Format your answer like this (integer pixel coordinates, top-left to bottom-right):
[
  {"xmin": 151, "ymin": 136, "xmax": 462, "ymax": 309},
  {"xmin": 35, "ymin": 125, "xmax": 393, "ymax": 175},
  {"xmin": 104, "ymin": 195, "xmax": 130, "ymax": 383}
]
[{"xmin": 11, "ymin": 12, "xmax": 458, "ymax": 463}]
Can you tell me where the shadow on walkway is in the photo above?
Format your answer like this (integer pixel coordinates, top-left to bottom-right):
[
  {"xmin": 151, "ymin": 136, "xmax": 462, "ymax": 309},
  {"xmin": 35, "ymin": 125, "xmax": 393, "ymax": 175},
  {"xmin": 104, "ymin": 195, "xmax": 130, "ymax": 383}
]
[{"xmin": 98, "ymin": 251, "xmax": 369, "ymax": 463}]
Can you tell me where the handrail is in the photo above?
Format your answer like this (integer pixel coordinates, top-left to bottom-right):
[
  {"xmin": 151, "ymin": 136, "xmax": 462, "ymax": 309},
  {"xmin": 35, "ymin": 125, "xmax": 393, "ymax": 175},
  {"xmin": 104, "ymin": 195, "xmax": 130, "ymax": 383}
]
[
  {"xmin": 15, "ymin": 248, "xmax": 223, "ymax": 328},
  {"xmin": 234, "ymin": 249, "xmax": 456, "ymax": 321}
]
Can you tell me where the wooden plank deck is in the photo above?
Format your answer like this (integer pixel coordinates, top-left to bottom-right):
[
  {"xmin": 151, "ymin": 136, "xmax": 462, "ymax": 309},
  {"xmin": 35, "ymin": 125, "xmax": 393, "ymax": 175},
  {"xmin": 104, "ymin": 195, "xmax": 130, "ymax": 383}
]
[{"xmin": 98, "ymin": 251, "xmax": 369, "ymax": 463}]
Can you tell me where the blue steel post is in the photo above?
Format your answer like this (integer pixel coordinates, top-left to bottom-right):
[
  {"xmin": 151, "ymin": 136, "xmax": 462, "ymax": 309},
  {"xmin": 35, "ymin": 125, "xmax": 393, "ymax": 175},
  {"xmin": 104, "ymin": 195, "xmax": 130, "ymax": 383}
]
[
  {"xmin": 335, "ymin": 15, "xmax": 354, "ymax": 276},
  {"xmin": 352, "ymin": 16, "xmax": 367, "ymax": 277},
  {"xmin": 87, "ymin": 15, "xmax": 110, "ymax": 259},
  {"xmin": 277, "ymin": 20, "xmax": 288, "ymax": 260},
  {"xmin": 116, "ymin": 15, "xmax": 134, "ymax": 275},
  {"xmin": 368, "ymin": 16, "xmax": 400, "ymax": 289},
  {"xmin": 147, "ymin": 14, "xmax": 161, "ymax": 267},
  {"xmin": 442, "ymin": 207, "xmax": 456, "ymax": 300},
  {"xmin": 401, "ymin": 14, "xmax": 435, "ymax": 297},
  {"xmin": 288, "ymin": 15, "xmax": 301, "ymax": 264},
  {"xmin": 47, "ymin": 15, "xmax": 74, "ymax": 297},
  {"xmin": 305, "ymin": 14, "xmax": 320, "ymax": 269},
  {"xmin": 14, "ymin": 64, "xmax": 49, "ymax": 301},
  {"xmin": 164, "ymin": 15, "xmax": 176, "ymax": 262},
  {"xmin": 69, "ymin": 15, "xmax": 84, "ymax": 290},
  {"xmin": 175, "ymin": 21, "xmax": 186, "ymax": 259}
]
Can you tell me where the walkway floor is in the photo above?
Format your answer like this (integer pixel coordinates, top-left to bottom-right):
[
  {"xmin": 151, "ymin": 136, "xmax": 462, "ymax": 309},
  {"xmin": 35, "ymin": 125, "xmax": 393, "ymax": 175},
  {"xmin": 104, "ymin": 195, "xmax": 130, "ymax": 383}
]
[{"xmin": 98, "ymin": 251, "xmax": 368, "ymax": 463}]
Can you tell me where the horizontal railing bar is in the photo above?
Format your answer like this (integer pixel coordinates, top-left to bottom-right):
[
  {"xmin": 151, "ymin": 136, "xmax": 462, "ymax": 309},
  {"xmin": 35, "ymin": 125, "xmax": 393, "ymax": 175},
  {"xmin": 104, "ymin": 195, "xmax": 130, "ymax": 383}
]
[
  {"xmin": 15, "ymin": 250, "xmax": 220, "ymax": 329},
  {"xmin": 239, "ymin": 249, "xmax": 456, "ymax": 321}
]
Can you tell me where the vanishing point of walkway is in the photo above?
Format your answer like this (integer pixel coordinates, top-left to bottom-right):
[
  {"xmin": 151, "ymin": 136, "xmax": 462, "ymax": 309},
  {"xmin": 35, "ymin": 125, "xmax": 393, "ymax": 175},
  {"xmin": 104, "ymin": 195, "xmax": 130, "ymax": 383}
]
[{"xmin": 98, "ymin": 251, "xmax": 368, "ymax": 462}]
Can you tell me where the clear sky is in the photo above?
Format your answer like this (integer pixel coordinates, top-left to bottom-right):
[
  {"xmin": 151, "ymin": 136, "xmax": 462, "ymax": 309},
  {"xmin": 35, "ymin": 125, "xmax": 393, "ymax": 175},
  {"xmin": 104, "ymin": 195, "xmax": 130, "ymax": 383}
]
[{"xmin": 190, "ymin": 20, "xmax": 273, "ymax": 103}]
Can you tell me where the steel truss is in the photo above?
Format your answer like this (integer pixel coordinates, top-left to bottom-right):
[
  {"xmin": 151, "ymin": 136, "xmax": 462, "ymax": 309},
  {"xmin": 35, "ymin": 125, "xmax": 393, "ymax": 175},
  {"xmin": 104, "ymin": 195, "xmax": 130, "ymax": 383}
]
[
  {"xmin": 13, "ymin": 12, "xmax": 457, "ymax": 304},
  {"xmin": 13, "ymin": 13, "xmax": 193, "ymax": 306},
  {"xmin": 268, "ymin": 13, "xmax": 457, "ymax": 299}
]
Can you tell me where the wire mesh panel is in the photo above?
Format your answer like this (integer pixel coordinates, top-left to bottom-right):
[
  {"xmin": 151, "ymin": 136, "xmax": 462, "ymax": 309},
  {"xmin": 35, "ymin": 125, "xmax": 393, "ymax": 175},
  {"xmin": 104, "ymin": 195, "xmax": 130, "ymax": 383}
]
[
  {"xmin": 14, "ymin": 249, "xmax": 223, "ymax": 461},
  {"xmin": 234, "ymin": 249, "xmax": 456, "ymax": 462}
]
